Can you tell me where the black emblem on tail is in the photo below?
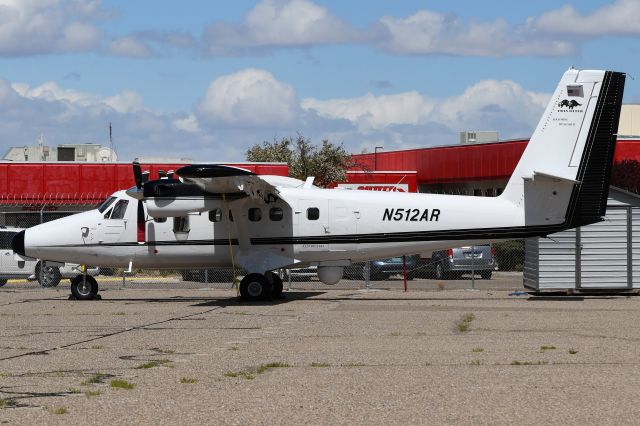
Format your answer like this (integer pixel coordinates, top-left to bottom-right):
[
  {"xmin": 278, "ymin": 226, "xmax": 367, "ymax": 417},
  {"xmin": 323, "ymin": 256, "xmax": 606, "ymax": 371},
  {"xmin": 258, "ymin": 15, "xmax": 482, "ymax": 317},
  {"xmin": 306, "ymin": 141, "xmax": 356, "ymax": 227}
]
[{"xmin": 558, "ymin": 99, "xmax": 582, "ymax": 109}]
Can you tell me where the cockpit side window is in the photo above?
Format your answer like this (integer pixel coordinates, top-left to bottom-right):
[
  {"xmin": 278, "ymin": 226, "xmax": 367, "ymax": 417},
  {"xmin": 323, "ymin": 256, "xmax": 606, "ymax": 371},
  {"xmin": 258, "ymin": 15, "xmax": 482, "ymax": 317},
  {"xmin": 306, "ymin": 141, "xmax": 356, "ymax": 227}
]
[
  {"xmin": 110, "ymin": 200, "xmax": 129, "ymax": 219},
  {"xmin": 97, "ymin": 196, "xmax": 117, "ymax": 213}
]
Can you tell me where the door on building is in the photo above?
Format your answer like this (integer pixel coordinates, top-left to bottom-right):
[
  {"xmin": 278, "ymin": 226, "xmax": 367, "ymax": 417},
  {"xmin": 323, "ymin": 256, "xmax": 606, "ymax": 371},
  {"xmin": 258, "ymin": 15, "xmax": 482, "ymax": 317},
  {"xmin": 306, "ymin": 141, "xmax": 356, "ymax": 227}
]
[{"xmin": 578, "ymin": 208, "xmax": 630, "ymax": 289}]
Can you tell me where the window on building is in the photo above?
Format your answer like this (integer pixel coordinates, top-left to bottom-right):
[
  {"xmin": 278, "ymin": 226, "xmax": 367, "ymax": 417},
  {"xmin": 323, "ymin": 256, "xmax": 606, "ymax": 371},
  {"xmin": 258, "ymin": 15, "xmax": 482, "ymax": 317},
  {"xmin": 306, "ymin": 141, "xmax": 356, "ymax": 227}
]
[
  {"xmin": 496, "ymin": 188, "xmax": 504, "ymax": 196},
  {"xmin": 110, "ymin": 200, "xmax": 129, "ymax": 219},
  {"xmin": 269, "ymin": 207, "xmax": 284, "ymax": 221},
  {"xmin": 473, "ymin": 189, "xmax": 482, "ymax": 197},
  {"xmin": 307, "ymin": 207, "xmax": 320, "ymax": 220},
  {"xmin": 485, "ymin": 188, "xmax": 495, "ymax": 197},
  {"xmin": 209, "ymin": 209, "xmax": 223, "ymax": 222},
  {"xmin": 248, "ymin": 208, "xmax": 262, "ymax": 222}
]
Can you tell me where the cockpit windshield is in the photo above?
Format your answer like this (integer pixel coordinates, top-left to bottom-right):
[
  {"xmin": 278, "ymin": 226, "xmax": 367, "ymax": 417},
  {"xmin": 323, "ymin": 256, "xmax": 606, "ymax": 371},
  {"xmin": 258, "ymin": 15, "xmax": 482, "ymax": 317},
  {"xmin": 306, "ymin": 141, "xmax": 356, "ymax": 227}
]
[{"xmin": 97, "ymin": 196, "xmax": 117, "ymax": 213}]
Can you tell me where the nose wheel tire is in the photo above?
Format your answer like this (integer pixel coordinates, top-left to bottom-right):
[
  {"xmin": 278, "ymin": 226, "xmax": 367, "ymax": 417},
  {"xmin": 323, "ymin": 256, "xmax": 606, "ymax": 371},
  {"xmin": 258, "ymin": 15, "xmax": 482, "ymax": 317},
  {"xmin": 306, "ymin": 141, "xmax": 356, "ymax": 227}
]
[
  {"xmin": 266, "ymin": 271, "xmax": 284, "ymax": 299},
  {"xmin": 239, "ymin": 273, "xmax": 272, "ymax": 301},
  {"xmin": 35, "ymin": 261, "xmax": 61, "ymax": 288},
  {"xmin": 70, "ymin": 275, "xmax": 99, "ymax": 300}
]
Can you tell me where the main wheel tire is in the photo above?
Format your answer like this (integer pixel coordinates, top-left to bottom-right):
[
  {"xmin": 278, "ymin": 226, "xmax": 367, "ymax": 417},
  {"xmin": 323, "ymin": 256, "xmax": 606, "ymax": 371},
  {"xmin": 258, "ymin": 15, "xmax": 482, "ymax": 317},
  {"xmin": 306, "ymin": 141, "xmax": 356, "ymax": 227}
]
[
  {"xmin": 480, "ymin": 270, "xmax": 492, "ymax": 280},
  {"xmin": 239, "ymin": 273, "xmax": 272, "ymax": 301},
  {"xmin": 0, "ymin": 279, "xmax": 7, "ymax": 287},
  {"xmin": 70, "ymin": 275, "xmax": 99, "ymax": 300},
  {"xmin": 266, "ymin": 271, "xmax": 284, "ymax": 299},
  {"xmin": 35, "ymin": 261, "xmax": 61, "ymax": 288}
]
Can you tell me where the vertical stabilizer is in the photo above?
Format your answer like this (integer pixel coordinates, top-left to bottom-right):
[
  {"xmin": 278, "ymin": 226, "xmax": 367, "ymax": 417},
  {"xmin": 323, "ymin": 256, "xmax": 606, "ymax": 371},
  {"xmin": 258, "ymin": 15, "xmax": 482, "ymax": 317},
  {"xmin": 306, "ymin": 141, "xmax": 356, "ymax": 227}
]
[{"xmin": 501, "ymin": 69, "xmax": 625, "ymax": 229}]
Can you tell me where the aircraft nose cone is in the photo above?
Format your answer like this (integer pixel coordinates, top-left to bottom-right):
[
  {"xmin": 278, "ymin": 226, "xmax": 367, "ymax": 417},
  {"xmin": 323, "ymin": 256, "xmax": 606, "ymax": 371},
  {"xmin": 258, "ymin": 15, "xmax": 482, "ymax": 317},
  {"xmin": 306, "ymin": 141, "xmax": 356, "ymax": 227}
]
[{"xmin": 11, "ymin": 230, "xmax": 25, "ymax": 256}]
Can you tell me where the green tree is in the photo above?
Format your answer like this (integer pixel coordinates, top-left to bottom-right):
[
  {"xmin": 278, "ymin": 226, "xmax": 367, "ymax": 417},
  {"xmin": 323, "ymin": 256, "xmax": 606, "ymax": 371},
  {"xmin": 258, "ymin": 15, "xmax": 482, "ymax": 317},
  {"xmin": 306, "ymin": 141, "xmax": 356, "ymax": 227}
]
[{"xmin": 246, "ymin": 135, "xmax": 354, "ymax": 187}]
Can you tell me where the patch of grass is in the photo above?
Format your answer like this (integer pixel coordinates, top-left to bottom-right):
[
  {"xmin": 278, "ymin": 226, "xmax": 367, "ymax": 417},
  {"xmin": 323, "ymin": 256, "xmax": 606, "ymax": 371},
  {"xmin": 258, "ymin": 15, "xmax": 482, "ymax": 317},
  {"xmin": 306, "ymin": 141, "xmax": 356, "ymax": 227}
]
[
  {"xmin": 85, "ymin": 390, "xmax": 101, "ymax": 397},
  {"xmin": 136, "ymin": 359, "xmax": 173, "ymax": 369},
  {"xmin": 468, "ymin": 360, "xmax": 481, "ymax": 366},
  {"xmin": 311, "ymin": 362, "xmax": 330, "ymax": 368},
  {"xmin": 113, "ymin": 312, "xmax": 126, "ymax": 316},
  {"xmin": 511, "ymin": 360, "xmax": 548, "ymax": 366},
  {"xmin": 0, "ymin": 372, "xmax": 12, "ymax": 378},
  {"xmin": 257, "ymin": 362, "xmax": 290, "ymax": 374},
  {"xmin": 224, "ymin": 371, "xmax": 254, "ymax": 380},
  {"xmin": 90, "ymin": 345, "xmax": 103, "ymax": 350},
  {"xmin": 0, "ymin": 399, "xmax": 17, "ymax": 408},
  {"xmin": 81, "ymin": 373, "xmax": 107, "ymax": 385},
  {"xmin": 229, "ymin": 346, "xmax": 239, "ymax": 351},
  {"xmin": 110, "ymin": 379, "xmax": 135, "ymax": 390},
  {"xmin": 568, "ymin": 349, "xmax": 578, "ymax": 355},
  {"xmin": 50, "ymin": 407, "xmax": 68, "ymax": 415},
  {"xmin": 389, "ymin": 332, "xmax": 401, "ymax": 336},
  {"xmin": 416, "ymin": 332, "xmax": 427, "ymax": 337},
  {"xmin": 471, "ymin": 347, "xmax": 484, "ymax": 353},
  {"xmin": 67, "ymin": 388, "xmax": 81, "ymax": 394},
  {"xmin": 540, "ymin": 345, "xmax": 557, "ymax": 352},
  {"xmin": 180, "ymin": 377, "xmax": 198, "ymax": 384},
  {"xmin": 457, "ymin": 314, "xmax": 475, "ymax": 333},
  {"xmin": 156, "ymin": 348, "xmax": 175, "ymax": 354}
]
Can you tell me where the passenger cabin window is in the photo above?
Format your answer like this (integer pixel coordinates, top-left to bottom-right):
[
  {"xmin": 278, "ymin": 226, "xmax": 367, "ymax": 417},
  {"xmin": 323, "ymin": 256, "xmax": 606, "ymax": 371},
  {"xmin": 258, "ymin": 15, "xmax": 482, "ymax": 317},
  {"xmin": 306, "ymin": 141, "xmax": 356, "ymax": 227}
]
[
  {"xmin": 110, "ymin": 200, "xmax": 129, "ymax": 219},
  {"xmin": 97, "ymin": 196, "xmax": 117, "ymax": 213},
  {"xmin": 209, "ymin": 209, "xmax": 223, "ymax": 222},
  {"xmin": 269, "ymin": 207, "xmax": 283, "ymax": 221},
  {"xmin": 307, "ymin": 207, "xmax": 320, "ymax": 220},
  {"xmin": 248, "ymin": 208, "xmax": 262, "ymax": 222}
]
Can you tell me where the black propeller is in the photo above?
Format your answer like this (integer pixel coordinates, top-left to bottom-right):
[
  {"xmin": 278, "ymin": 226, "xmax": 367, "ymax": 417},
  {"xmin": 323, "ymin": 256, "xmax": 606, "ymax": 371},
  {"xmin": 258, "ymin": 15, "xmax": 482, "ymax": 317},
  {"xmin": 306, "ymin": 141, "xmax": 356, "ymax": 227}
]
[{"xmin": 133, "ymin": 161, "xmax": 143, "ymax": 189}]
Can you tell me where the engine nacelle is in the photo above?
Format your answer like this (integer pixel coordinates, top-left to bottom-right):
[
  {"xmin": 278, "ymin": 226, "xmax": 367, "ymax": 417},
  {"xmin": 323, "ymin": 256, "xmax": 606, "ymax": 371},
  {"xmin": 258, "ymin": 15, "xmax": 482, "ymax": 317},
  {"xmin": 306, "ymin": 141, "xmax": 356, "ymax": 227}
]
[{"xmin": 317, "ymin": 266, "xmax": 343, "ymax": 285}]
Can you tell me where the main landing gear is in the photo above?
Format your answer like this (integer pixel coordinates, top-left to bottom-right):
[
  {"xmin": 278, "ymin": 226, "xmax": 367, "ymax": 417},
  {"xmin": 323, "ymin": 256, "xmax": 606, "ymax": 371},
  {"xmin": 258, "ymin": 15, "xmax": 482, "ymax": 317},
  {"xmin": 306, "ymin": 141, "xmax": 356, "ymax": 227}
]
[{"xmin": 239, "ymin": 271, "xmax": 283, "ymax": 301}]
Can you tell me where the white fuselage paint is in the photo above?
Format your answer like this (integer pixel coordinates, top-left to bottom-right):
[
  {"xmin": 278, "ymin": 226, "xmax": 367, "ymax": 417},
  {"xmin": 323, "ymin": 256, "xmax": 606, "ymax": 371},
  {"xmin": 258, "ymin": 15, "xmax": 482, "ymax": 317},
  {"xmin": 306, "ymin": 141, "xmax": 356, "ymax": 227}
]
[{"xmin": 23, "ymin": 186, "xmax": 523, "ymax": 272}]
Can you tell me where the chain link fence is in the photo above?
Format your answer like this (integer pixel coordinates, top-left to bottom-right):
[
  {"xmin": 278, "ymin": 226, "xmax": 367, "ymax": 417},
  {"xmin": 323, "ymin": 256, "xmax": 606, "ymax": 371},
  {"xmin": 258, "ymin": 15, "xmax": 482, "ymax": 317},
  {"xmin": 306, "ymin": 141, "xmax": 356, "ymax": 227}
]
[{"xmin": 0, "ymin": 202, "xmax": 525, "ymax": 293}]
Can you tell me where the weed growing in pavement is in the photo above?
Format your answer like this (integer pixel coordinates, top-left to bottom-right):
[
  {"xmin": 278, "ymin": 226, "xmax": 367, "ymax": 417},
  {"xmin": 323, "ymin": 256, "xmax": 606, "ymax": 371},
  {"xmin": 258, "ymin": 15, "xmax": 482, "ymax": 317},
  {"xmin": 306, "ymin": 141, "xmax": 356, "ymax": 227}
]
[
  {"xmin": 90, "ymin": 345, "xmax": 103, "ymax": 350},
  {"xmin": 85, "ymin": 390, "xmax": 101, "ymax": 397},
  {"xmin": 468, "ymin": 360, "xmax": 481, "ymax": 366},
  {"xmin": 257, "ymin": 362, "xmax": 290, "ymax": 374},
  {"xmin": 437, "ymin": 282, "xmax": 445, "ymax": 291},
  {"xmin": 457, "ymin": 314, "xmax": 475, "ymax": 333},
  {"xmin": 472, "ymin": 347, "xmax": 484, "ymax": 353},
  {"xmin": 389, "ymin": 332, "xmax": 401, "ymax": 336},
  {"xmin": 510, "ymin": 360, "xmax": 548, "ymax": 366},
  {"xmin": 156, "ymin": 348, "xmax": 175, "ymax": 354},
  {"xmin": 67, "ymin": 388, "xmax": 81, "ymax": 394},
  {"xmin": 568, "ymin": 349, "xmax": 578, "ymax": 355},
  {"xmin": 113, "ymin": 312, "xmax": 126, "ymax": 316},
  {"xmin": 540, "ymin": 345, "xmax": 556, "ymax": 352},
  {"xmin": 311, "ymin": 362, "xmax": 330, "ymax": 368},
  {"xmin": 82, "ymin": 373, "xmax": 108, "ymax": 385},
  {"xmin": 180, "ymin": 377, "xmax": 198, "ymax": 384},
  {"xmin": 416, "ymin": 332, "xmax": 427, "ymax": 337},
  {"xmin": 110, "ymin": 379, "xmax": 135, "ymax": 390},
  {"xmin": 229, "ymin": 346, "xmax": 239, "ymax": 351},
  {"xmin": 0, "ymin": 398, "xmax": 17, "ymax": 408},
  {"xmin": 50, "ymin": 407, "xmax": 68, "ymax": 415},
  {"xmin": 342, "ymin": 363, "xmax": 366, "ymax": 367},
  {"xmin": 136, "ymin": 359, "xmax": 173, "ymax": 369},
  {"xmin": 224, "ymin": 371, "xmax": 255, "ymax": 380}
]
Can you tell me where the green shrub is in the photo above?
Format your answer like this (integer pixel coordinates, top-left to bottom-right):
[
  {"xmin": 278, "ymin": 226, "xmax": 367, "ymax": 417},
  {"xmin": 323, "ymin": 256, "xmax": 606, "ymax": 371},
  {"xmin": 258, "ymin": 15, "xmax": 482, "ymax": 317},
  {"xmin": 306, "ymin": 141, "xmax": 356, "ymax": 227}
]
[{"xmin": 493, "ymin": 240, "xmax": 524, "ymax": 271}]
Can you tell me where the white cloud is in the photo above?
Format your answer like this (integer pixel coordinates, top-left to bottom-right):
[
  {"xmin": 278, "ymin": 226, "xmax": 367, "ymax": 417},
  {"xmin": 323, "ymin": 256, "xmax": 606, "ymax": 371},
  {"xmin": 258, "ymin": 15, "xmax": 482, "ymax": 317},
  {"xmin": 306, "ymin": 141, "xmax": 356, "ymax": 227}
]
[
  {"xmin": 203, "ymin": 0, "xmax": 361, "ymax": 55},
  {"xmin": 104, "ymin": 90, "xmax": 143, "ymax": 113},
  {"xmin": 377, "ymin": 10, "xmax": 573, "ymax": 57},
  {"xmin": 303, "ymin": 79, "xmax": 549, "ymax": 139},
  {"xmin": 302, "ymin": 92, "xmax": 434, "ymax": 132},
  {"xmin": 196, "ymin": 68, "xmax": 298, "ymax": 128},
  {"xmin": 530, "ymin": 0, "xmax": 640, "ymax": 36},
  {"xmin": 107, "ymin": 36, "xmax": 154, "ymax": 58},
  {"xmin": 174, "ymin": 114, "xmax": 200, "ymax": 133},
  {"xmin": 0, "ymin": 0, "xmax": 103, "ymax": 56}
]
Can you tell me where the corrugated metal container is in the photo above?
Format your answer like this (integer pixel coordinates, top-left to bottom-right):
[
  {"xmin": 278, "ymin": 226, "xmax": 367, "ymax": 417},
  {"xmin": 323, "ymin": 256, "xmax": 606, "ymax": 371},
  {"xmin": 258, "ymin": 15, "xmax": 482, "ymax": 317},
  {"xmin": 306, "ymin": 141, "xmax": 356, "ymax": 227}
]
[{"xmin": 524, "ymin": 187, "xmax": 640, "ymax": 291}]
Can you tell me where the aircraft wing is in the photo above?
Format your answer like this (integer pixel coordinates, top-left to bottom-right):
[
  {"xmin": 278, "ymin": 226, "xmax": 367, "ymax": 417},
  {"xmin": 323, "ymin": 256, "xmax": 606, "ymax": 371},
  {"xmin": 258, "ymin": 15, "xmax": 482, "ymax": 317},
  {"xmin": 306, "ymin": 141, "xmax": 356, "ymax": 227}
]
[{"xmin": 177, "ymin": 164, "xmax": 302, "ymax": 203}]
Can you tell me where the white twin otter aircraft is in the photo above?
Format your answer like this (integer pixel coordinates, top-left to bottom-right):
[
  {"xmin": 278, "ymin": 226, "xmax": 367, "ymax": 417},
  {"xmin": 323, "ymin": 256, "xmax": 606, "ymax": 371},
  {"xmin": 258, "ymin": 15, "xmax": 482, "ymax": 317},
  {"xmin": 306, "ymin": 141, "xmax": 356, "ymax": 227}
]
[{"xmin": 12, "ymin": 69, "xmax": 626, "ymax": 300}]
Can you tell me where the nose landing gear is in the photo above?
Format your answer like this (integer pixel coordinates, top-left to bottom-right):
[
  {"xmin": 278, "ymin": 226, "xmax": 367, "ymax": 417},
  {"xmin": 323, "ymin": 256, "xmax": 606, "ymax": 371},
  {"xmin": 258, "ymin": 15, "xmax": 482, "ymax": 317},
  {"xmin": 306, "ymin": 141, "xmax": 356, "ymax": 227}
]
[{"xmin": 70, "ymin": 274, "xmax": 100, "ymax": 300}]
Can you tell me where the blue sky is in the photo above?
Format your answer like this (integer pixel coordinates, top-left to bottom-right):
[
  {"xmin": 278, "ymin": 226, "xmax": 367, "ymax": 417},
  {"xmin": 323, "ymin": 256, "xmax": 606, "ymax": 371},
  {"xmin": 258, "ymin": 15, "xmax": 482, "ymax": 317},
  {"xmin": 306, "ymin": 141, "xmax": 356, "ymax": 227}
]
[{"xmin": 0, "ymin": 0, "xmax": 638, "ymax": 161}]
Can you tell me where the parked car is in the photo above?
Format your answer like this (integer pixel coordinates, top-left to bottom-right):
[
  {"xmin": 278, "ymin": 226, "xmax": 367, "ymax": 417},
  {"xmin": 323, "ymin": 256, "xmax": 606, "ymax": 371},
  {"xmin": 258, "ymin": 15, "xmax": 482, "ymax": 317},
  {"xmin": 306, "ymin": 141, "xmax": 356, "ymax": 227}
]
[
  {"xmin": 422, "ymin": 245, "xmax": 495, "ymax": 280},
  {"xmin": 0, "ymin": 227, "xmax": 99, "ymax": 287},
  {"xmin": 344, "ymin": 255, "xmax": 421, "ymax": 280}
]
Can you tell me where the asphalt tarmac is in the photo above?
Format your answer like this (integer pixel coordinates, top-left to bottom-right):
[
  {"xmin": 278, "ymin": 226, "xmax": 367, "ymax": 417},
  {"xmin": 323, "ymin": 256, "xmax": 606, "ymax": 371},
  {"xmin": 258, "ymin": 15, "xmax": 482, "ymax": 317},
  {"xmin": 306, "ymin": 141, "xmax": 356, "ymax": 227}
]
[{"xmin": 1, "ymin": 284, "xmax": 639, "ymax": 424}]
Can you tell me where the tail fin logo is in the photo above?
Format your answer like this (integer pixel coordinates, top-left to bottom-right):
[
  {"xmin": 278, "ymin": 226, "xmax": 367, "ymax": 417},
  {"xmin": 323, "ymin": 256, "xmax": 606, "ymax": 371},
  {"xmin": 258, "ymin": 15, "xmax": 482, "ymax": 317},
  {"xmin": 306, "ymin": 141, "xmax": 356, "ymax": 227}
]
[{"xmin": 558, "ymin": 99, "xmax": 582, "ymax": 110}]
